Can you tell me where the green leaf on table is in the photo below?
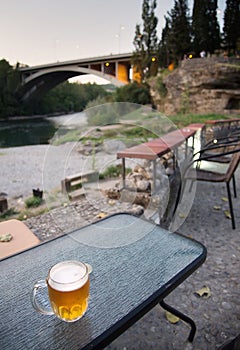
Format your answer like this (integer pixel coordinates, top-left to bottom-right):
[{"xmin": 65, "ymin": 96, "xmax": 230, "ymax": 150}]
[
  {"xmin": 221, "ymin": 197, "xmax": 228, "ymax": 202},
  {"xmin": 165, "ymin": 311, "xmax": 180, "ymax": 324},
  {"xmin": 224, "ymin": 210, "xmax": 231, "ymax": 219},
  {"xmin": 195, "ymin": 286, "xmax": 211, "ymax": 299}
]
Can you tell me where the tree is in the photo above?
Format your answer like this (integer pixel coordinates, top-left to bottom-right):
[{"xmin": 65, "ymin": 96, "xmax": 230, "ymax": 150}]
[
  {"xmin": 207, "ymin": 0, "xmax": 221, "ymax": 54},
  {"xmin": 132, "ymin": 0, "xmax": 158, "ymax": 82},
  {"xmin": 223, "ymin": 0, "xmax": 240, "ymax": 54},
  {"xmin": 27, "ymin": 82, "xmax": 109, "ymax": 115},
  {"xmin": 158, "ymin": 17, "xmax": 172, "ymax": 67},
  {"xmin": 164, "ymin": 0, "xmax": 191, "ymax": 63},
  {"xmin": 114, "ymin": 82, "xmax": 151, "ymax": 105},
  {"xmin": 192, "ymin": 0, "xmax": 221, "ymax": 55},
  {"xmin": 0, "ymin": 59, "xmax": 21, "ymax": 117}
]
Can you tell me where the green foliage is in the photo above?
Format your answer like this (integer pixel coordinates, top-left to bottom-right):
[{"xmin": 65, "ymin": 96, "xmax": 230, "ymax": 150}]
[
  {"xmin": 0, "ymin": 59, "xmax": 109, "ymax": 118},
  {"xmin": 163, "ymin": 0, "xmax": 191, "ymax": 63},
  {"xmin": 100, "ymin": 165, "xmax": 121, "ymax": 178},
  {"xmin": 180, "ymin": 84, "xmax": 190, "ymax": 114},
  {"xmin": 86, "ymin": 98, "xmax": 119, "ymax": 126},
  {"xmin": 132, "ymin": 0, "xmax": 158, "ymax": 81},
  {"xmin": 121, "ymin": 126, "xmax": 156, "ymax": 140},
  {"xmin": 168, "ymin": 113, "xmax": 239, "ymax": 128},
  {"xmin": 223, "ymin": 0, "xmax": 240, "ymax": 54},
  {"xmin": 0, "ymin": 60, "xmax": 21, "ymax": 117},
  {"xmin": 0, "ymin": 208, "xmax": 18, "ymax": 221},
  {"xmin": 85, "ymin": 95, "xmax": 113, "ymax": 110},
  {"xmin": 155, "ymin": 74, "xmax": 168, "ymax": 97},
  {"xmin": 51, "ymin": 129, "xmax": 82, "ymax": 146},
  {"xmin": 192, "ymin": 0, "xmax": 221, "ymax": 55},
  {"xmin": 158, "ymin": 18, "xmax": 171, "ymax": 67},
  {"xmin": 102, "ymin": 129, "xmax": 119, "ymax": 138},
  {"xmin": 24, "ymin": 81, "xmax": 109, "ymax": 115},
  {"xmin": 25, "ymin": 196, "xmax": 42, "ymax": 208},
  {"xmin": 100, "ymin": 165, "xmax": 131, "ymax": 179},
  {"xmin": 18, "ymin": 207, "xmax": 49, "ymax": 221},
  {"xmin": 114, "ymin": 82, "xmax": 151, "ymax": 104}
]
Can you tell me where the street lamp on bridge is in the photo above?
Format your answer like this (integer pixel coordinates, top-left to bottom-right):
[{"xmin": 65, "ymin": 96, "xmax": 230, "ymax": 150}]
[{"xmin": 115, "ymin": 25, "xmax": 125, "ymax": 53}]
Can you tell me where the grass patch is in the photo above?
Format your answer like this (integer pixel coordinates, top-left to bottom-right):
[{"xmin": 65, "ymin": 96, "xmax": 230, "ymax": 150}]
[
  {"xmin": 17, "ymin": 207, "xmax": 49, "ymax": 221},
  {"xmin": 0, "ymin": 208, "xmax": 18, "ymax": 221},
  {"xmin": 51, "ymin": 128, "xmax": 86, "ymax": 146},
  {"xmin": 168, "ymin": 113, "xmax": 240, "ymax": 128},
  {"xmin": 121, "ymin": 126, "xmax": 156, "ymax": 139},
  {"xmin": 119, "ymin": 106, "xmax": 160, "ymax": 122},
  {"xmin": 102, "ymin": 128, "xmax": 120, "ymax": 138},
  {"xmin": 46, "ymin": 111, "xmax": 240, "ymax": 146},
  {"xmin": 99, "ymin": 165, "xmax": 131, "ymax": 179},
  {"xmin": 25, "ymin": 196, "xmax": 43, "ymax": 208},
  {"xmin": 100, "ymin": 165, "xmax": 122, "ymax": 179}
]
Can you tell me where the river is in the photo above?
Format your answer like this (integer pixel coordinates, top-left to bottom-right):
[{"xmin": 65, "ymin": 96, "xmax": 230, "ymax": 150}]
[{"xmin": 0, "ymin": 112, "xmax": 87, "ymax": 148}]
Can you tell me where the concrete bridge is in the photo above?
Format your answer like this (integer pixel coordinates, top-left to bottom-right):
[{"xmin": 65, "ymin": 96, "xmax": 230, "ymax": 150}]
[{"xmin": 19, "ymin": 53, "xmax": 133, "ymax": 101}]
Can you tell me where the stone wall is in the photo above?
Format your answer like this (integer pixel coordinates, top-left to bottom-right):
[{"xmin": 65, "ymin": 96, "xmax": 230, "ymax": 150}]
[{"xmin": 149, "ymin": 57, "xmax": 240, "ymax": 115}]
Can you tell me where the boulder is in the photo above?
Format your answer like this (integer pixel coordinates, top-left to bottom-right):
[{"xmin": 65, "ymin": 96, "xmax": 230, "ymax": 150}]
[
  {"xmin": 103, "ymin": 140, "xmax": 126, "ymax": 154},
  {"xmin": 150, "ymin": 57, "xmax": 240, "ymax": 115}
]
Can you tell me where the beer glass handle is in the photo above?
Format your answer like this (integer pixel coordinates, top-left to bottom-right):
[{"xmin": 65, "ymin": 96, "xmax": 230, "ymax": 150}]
[{"xmin": 31, "ymin": 280, "xmax": 54, "ymax": 316}]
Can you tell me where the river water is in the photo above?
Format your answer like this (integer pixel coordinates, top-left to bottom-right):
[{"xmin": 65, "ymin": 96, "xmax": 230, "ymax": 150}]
[{"xmin": 0, "ymin": 112, "xmax": 87, "ymax": 148}]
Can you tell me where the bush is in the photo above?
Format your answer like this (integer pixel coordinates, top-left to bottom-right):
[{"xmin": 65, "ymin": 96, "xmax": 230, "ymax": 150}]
[
  {"xmin": 121, "ymin": 126, "xmax": 156, "ymax": 139},
  {"xmin": 86, "ymin": 99, "xmax": 119, "ymax": 126},
  {"xmin": 114, "ymin": 82, "xmax": 151, "ymax": 105},
  {"xmin": 100, "ymin": 165, "xmax": 131, "ymax": 179},
  {"xmin": 25, "ymin": 196, "xmax": 42, "ymax": 208},
  {"xmin": 155, "ymin": 76, "xmax": 168, "ymax": 97},
  {"xmin": 101, "ymin": 165, "xmax": 122, "ymax": 178}
]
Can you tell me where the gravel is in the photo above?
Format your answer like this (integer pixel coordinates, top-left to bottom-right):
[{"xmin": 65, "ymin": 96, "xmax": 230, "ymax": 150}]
[{"xmin": 1, "ymin": 142, "xmax": 240, "ymax": 350}]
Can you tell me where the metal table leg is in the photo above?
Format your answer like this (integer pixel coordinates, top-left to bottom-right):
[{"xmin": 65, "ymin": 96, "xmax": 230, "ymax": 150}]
[
  {"xmin": 121, "ymin": 158, "xmax": 126, "ymax": 189},
  {"xmin": 159, "ymin": 299, "xmax": 197, "ymax": 342}
]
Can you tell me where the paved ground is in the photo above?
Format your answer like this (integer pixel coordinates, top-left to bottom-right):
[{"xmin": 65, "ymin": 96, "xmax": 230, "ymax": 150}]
[
  {"xmin": 105, "ymin": 179, "xmax": 240, "ymax": 350},
  {"xmin": 24, "ymin": 167, "xmax": 240, "ymax": 350}
]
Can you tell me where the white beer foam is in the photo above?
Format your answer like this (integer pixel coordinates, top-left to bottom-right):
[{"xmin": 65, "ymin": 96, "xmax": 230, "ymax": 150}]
[{"xmin": 48, "ymin": 261, "xmax": 88, "ymax": 291}]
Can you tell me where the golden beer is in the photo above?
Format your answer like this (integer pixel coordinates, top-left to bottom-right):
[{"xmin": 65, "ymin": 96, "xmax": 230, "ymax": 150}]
[{"xmin": 47, "ymin": 261, "xmax": 90, "ymax": 322}]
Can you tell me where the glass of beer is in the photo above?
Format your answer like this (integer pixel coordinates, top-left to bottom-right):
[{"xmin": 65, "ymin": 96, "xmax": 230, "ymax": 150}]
[{"xmin": 32, "ymin": 260, "xmax": 90, "ymax": 322}]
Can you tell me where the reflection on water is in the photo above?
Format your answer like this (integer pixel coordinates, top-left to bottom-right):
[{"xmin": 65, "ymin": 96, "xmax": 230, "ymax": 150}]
[
  {"xmin": 0, "ymin": 117, "xmax": 57, "ymax": 148},
  {"xmin": 0, "ymin": 113, "xmax": 87, "ymax": 148}
]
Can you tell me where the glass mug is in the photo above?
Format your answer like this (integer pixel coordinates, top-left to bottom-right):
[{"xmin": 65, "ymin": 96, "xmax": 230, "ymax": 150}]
[{"xmin": 32, "ymin": 260, "xmax": 90, "ymax": 322}]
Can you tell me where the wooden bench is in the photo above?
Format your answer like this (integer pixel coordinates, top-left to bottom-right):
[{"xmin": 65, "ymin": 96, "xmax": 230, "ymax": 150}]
[
  {"xmin": 61, "ymin": 171, "xmax": 98, "ymax": 200},
  {"xmin": 117, "ymin": 125, "xmax": 203, "ymax": 192},
  {"xmin": 0, "ymin": 197, "xmax": 8, "ymax": 213}
]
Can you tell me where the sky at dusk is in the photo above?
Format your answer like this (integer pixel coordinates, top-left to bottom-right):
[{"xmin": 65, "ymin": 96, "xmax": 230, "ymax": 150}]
[{"xmin": 1, "ymin": 0, "xmax": 226, "ymax": 68}]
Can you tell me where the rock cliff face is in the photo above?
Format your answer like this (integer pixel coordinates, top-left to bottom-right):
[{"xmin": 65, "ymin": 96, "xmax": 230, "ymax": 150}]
[{"xmin": 149, "ymin": 57, "xmax": 240, "ymax": 115}]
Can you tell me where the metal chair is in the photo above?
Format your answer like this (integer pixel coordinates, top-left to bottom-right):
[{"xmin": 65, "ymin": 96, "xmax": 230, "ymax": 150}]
[{"xmin": 182, "ymin": 149, "xmax": 240, "ymax": 229}]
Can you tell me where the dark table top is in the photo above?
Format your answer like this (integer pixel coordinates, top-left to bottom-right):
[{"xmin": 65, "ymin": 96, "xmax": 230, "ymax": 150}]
[{"xmin": 0, "ymin": 213, "xmax": 206, "ymax": 350}]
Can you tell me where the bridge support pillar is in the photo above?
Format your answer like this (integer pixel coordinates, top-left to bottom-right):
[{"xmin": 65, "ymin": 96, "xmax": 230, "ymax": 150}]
[{"xmin": 117, "ymin": 63, "xmax": 129, "ymax": 83}]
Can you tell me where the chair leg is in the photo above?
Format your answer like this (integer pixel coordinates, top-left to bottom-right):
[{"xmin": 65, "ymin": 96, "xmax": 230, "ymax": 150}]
[
  {"xmin": 173, "ymin": 178, "xmax": 187, "ymax": 217},
  {"xmin": 232, "ymin": 174, "xmax": 237, "ymax": 198},
  {"xmin": 226, "ymin": 182, "xmax": 235, "ymax": 229},
  {"xmin": 189, "ymin": 179, "xmax": 194, "ymax": 193},
  {"xmin": 160, "ymin": 299, "xmax": 196, "ymax": 342}
]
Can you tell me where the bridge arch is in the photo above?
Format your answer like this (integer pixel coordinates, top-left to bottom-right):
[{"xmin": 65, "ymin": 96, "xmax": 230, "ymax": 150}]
[{"xmin": 20, "ymin": 65, "xmax": 126, "ymax": 101}]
